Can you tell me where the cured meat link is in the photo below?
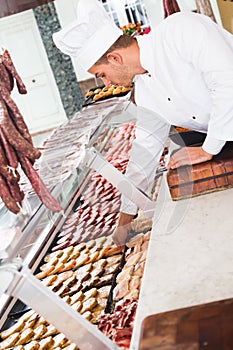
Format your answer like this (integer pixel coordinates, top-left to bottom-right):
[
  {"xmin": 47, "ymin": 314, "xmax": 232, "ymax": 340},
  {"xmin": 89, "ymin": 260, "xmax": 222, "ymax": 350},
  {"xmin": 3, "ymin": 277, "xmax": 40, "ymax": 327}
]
[
  {"xmin": 0, "ymin": 59, "xmax": 13, "ymax": 92},
  {"xmin": 1, "ymin": 49, "xmax": 27, "ymax": 94},
  {"xmin": 0, "ymin": 174, "xmax": 20, "ymax": 214},
  {"xmin": 0, "ymin": 139, "xmax": 16, "ymax": 181},
  {"xmin": 0, "ymin": 97, "xmax": 41, "ymax": 160},
  {"xmin": 0, "ymin": 126, "xmax": 18, "ymax": 169},
  {"xmin": 7, "ymin": 178, "xmax": 24, "ymax": 205},
  {"xmin": 1, "ymin": 86, "xmax": 33, "ymax": 145},
  {"xmin": 19, "ymin": 155, "xmax": 63, "ymax": 212}
]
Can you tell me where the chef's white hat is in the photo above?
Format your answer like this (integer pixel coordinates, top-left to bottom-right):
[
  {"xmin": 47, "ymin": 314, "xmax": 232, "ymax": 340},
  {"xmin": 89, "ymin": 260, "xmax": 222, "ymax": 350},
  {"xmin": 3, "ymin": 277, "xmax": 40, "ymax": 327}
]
[{"xmin": 53, "ymin": 0, "xmax": 122, "ymax": 71}]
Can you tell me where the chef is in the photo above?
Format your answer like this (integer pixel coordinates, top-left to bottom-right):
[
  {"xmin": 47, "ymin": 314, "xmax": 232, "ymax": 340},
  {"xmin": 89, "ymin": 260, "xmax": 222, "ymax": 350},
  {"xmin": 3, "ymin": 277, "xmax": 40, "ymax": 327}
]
[{"xmin": 53, "ymin": 0, "xmax": 233, "ymax": 246}]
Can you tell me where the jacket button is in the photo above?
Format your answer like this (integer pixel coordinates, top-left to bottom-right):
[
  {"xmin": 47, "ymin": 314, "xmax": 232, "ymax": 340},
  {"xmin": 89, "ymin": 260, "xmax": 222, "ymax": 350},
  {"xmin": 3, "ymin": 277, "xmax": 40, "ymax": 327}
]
[
  {"xmin": 168, "ymin": 97, "xmax": 171, "ymax": 101},
  {"xmin": 192, "ymin": 116, "xmax": 196, "ymax": 119}
]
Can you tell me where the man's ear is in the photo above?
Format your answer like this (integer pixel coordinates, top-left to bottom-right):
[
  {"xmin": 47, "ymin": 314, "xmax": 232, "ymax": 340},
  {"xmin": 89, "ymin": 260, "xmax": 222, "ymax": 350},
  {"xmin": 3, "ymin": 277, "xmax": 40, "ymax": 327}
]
[{"xmin": 106, "ymin": 52, "xmax": 123, "ymax": 65}]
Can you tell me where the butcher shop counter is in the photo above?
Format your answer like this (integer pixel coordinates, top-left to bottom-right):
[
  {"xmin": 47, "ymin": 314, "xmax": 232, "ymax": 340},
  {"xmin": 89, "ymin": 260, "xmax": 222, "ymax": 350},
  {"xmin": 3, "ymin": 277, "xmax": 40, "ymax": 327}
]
[
  {"xmin": 0, "ymin": 97, "xmax": 160, "ymax": 350},
  {"xmin": 130, "ymin": 171, "xmax": 233, "ymax": 349}
]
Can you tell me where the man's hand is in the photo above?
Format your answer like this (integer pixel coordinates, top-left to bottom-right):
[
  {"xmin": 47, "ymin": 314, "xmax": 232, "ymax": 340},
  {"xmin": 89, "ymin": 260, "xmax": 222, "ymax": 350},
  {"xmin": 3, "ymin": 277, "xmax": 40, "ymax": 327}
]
[
  {"xmin": 112, "ymin": 212, "xmax": 134, "ymax": 248},
  {"xmin": 168, "ymin": 146, "xmax": 213, "ymax": 169}
]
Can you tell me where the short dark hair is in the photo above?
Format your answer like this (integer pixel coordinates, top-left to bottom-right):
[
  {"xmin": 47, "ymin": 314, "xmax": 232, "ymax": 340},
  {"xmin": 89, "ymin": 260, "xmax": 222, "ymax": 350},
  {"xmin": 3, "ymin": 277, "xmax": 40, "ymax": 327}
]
[{"xmin": 95, "ymin": 34, "xmax": 135, "ymax": 65}]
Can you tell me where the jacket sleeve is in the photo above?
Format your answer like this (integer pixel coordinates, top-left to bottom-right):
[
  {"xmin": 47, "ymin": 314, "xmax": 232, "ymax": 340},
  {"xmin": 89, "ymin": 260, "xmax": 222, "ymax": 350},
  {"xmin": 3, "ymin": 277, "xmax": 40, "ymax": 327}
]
[
  {"xmin": 120, "ymin": 107, "xmax": 170, "ymax": 215},
  {"xmin": 169, "ymin": 13, "xmax": 233, "ymax": 154}
]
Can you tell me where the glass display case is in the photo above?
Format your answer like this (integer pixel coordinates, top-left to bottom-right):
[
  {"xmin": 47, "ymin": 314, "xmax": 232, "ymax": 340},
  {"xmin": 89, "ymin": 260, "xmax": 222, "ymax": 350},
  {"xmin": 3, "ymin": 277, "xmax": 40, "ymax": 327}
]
[{"xmin": 0, "ymin": 96, "xmax": 158, "ymax": 350}]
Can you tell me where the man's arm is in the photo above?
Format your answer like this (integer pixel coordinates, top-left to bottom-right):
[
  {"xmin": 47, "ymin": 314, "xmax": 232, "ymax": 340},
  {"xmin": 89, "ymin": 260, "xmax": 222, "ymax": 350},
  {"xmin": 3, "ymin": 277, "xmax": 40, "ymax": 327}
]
[
  {"xmin": 113, "ymin": 107, "xmax": 170, "ymax": 246},
  {"xmin": 167, "ymin": 146, "xmax": 213, "ymax": 169}
]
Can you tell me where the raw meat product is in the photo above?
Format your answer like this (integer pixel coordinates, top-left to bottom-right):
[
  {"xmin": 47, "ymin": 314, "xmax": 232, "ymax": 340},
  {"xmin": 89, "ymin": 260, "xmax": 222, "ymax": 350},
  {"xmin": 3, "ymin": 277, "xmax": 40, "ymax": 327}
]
[
  {"xmin": 134, "ymin": 261, "xmax": 145, "ymax": 277},
  {"xmin": 1, "ymin": 50, "xmax": 27, "ymax": 94},
  {"xmin": 0, "ymin": 126, "xmax": 18, "ymax": 169},
  {"xmin": 63, "ymin": 275, "xmax": 77, "ymax": 287},
  {"xmin": 39, "ymin": 336, "xmax": 54, "ymax": 349},
  {"xmin": 0, "ymin": 97, "xmax": 40, "ymax": 160},
  {"xmin": 97, "ymin": 285, "xmax": 111, "ymax": 298},
  {"xmin": 63, "ymin": 344, "xmax": 78, "ymax": 350},
  {"xmin": 58, "ymin": 226, "xmax": 76, "ymax": 237},
  {"xmin": 18, "ymin": 310, "xmax": 36, "ymax": 323},
  {"xmin": 0, "ymin": 57, "xmax": 13, "ymax": 91},
  {"xmin": 0, "ymin": 332, "xmax": 20, "ymax": 349},
  {"xmin": 16, "ymin": 328, "xmax": 34, "ymax": 345},
  {"xmin": 116, "ymin": 266, "xmax": 134, "ymax": 284},
  {"xmin": 40, "ymin": 256, "xmax": 58, "ymax": 271},
  {"xmin": 141, "ymin": 250, "xmax": 148, "ymax": 262},
  {"xmin": 113, "ymin": 328, "xmax": 132, "ymax": 349},
  {"xmin": 71, "ymin": 300, "xmax": 82, "ymax": 312},
  {"xmin": 87, "ymin": 251, "xmax": 100, "ymax": 263},
  {"xmin": 83, "ymin": 288, "xmax": 98, "ymax": 300},
  {"xmin": 70, "ymin": 291, "xmax": 84, "ymax": 305},
  {"xmin": 129, "ymin": 276, "xmax": 140, "ymax": 290},
  {"xmin": 56, "ymin": 234, "xmax": 72, "ymax": 246},
  {"xmin": 97, "ymin": 273, "xmax": 114, "ymax": 285},
  {"xmin": 24, "ymin": 341, "xmax": 40, "ymax": 349},
  {"xmin": 55, "ymin": 271, "xmax": 74, "ymax": 286},
  {"xmin": 104, "ymin": 263, "xmax": 119, "ymax": 275},
  {"xmin": 81, "ymin": 298, "xmax": 97, "ymax": 313},
  {"xmin": 125, "ymin": 289, "xmax": 139, "ymax": 300},
  {"xmin": 82, "ymin": 311, "xmax": 92, "ymax": 320},
  {"xmin": 141, "ymin": 239, "xmax": 149, "ymax": 251},
  {"xmin": 50, "ymin": 263, "xmax": 65, "ymax": 275},
  {"xmin": 3, "ymin": 88, "xmax": 33, "ymax": 144},
  {"xmin": 96, "ymin": 297, "xmax": 107, "ymax": 308},
  {"xmin": 0, "ymin": 318, "xmax": 25, "ymax": 339},
  {"xmin": 62, "ymin": 259, "xmax": 76, "ymax": 272},
  {"xmin": 53, "ymin": 333, "xmax": 68, "ymax": 348},
  {"xmin": 75, "ymin": 253, "xmax": 90, "ymax": 268},
  {"xmin": 52, "ymin": 241, "xmax": 71, "ymax": 253},
  {"xmin": 126, "ymin": 233, "xmax": 144, "ymax": 249},
  {"xmin": 124, "ymin": 252, "xmax": 143, "ymax": 268},
  {"xmin": 104, "ymin": 246, "xmax": 122, "ymax": 256},
  {"xmin": 0, "ymin": 173, "xmax": 20, "ymax": 213},
  {"xmin": 114, "ymin": 279, "xmax": 130, "ymax": 301},
  {"xmin": 85, "ymin": 239, "xmax": 96, "ymax": 249},
  {"xmin": 35, "ymin": 265, "xmax": 55, "ymax": 279},
  {"xmin": 19, "ymin": 155, "xmax": 62, "ymax": 212},
  {"xmin": 33, "ymin": 324, "xmax": 47, "ymax": 340},
  {"xmin": 106, "ymin": 255, "xmax": 122, "ymax": 266},
  {"xmin": 44, "ymin": 250, "xmax": 63, "ymax": 263},
  {"xmin": 69, "ymin": 236, "xmax": 81, "ymax": 246},
  {"xmin": 41, "ymin": 325, "xmax": 58, "ymax": 338}
]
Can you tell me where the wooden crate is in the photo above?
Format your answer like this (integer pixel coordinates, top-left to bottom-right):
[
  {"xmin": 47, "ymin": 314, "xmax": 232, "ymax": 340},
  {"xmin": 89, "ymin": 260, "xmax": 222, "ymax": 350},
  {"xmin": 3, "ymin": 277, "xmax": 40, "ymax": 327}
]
[{"xmin": 167, "ymin": 144, "xmax": 233, "ymax": 200}]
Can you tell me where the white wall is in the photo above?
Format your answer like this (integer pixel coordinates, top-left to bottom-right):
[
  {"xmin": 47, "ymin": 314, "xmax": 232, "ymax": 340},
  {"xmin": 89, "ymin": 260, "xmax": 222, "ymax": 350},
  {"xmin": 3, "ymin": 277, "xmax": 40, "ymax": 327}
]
[{"xmin": 54, "ymin": 0, "xmax": 92, "ymax": 81}]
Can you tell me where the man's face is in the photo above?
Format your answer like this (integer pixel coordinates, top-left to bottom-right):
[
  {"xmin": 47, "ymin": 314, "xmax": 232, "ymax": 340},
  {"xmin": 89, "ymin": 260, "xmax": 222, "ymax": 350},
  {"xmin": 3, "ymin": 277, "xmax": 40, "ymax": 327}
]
[{"xmin": 88, "ymin": 61, "xmax": 135, "ymax": 88}]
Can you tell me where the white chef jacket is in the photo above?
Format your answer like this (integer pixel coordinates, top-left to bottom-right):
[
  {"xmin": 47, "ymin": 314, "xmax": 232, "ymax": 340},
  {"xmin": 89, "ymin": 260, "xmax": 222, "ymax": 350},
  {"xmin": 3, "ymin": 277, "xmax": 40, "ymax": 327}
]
[{"xmin": 120, "ymin": 12, "xmax": 233, "ymax": 215}]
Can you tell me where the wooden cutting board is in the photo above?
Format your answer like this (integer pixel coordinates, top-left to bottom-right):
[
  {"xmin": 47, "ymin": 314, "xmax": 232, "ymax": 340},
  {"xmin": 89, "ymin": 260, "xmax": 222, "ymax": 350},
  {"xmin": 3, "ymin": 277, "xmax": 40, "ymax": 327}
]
[{"xmin": 139, "ymin": 298, "xmax": 233, "ymax": 349}]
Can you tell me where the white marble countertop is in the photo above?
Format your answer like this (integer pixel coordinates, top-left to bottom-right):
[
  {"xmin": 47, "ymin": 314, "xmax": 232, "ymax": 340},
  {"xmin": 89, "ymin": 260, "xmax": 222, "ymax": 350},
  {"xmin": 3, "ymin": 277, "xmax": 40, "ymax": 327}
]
[{"xmin": 130, "ymin": 176, "xmax": 233, "ymax": 349}]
